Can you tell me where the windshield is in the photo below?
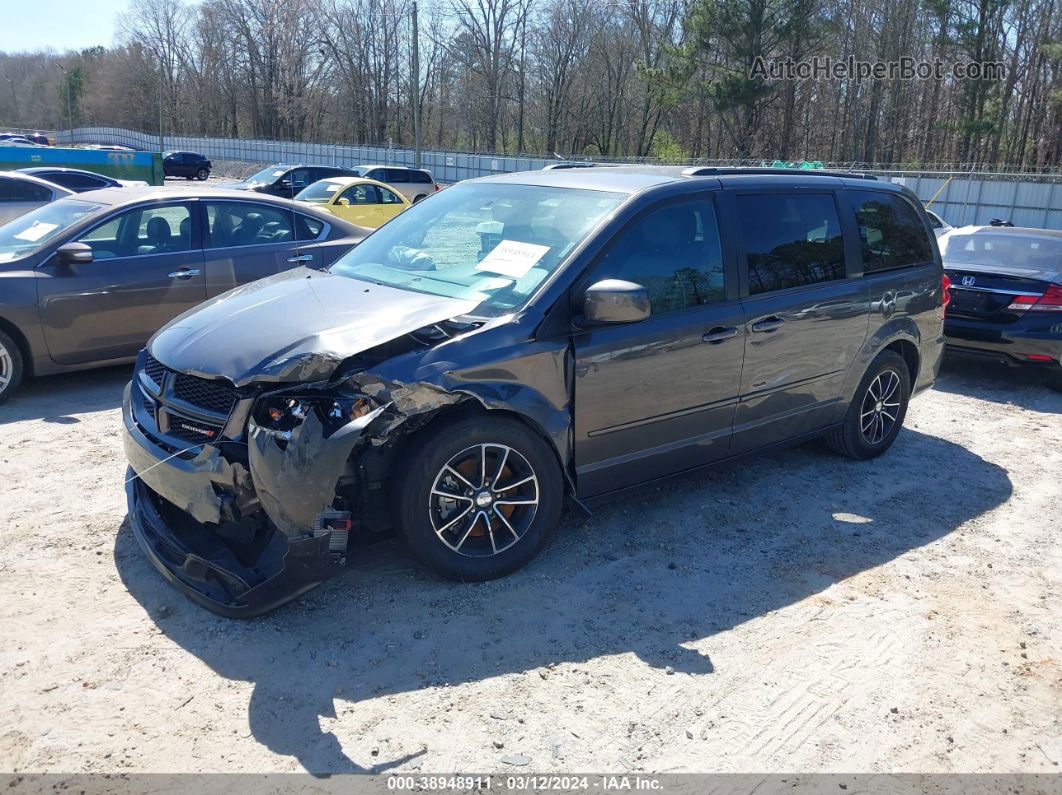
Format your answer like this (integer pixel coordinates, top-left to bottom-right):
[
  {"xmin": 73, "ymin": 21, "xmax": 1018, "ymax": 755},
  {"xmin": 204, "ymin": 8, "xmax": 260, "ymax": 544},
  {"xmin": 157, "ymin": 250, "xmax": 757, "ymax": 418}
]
[
  {"xmin": 242, "ymin": 165, "xmax": 288, "ymax": 187},
  {"xmin": 329, "ymin": 182, "xmax": 625, "ymax": 316},
  {"xmin": 295, "ymin": 180, "xmax": 343, "ymax": 203},
  {"xmin": 0, "ymin": 199, "xmax": 105, "ymax": 263},
  {"xmin": 944, "ymin": 233, "xmax": 1062, "ymax": 269}
]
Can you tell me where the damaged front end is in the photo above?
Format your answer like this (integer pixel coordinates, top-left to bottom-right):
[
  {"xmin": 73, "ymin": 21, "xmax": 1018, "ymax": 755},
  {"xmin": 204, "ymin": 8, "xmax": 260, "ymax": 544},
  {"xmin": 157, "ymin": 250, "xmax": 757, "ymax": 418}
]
[
  {"xmin": 122, "ymin": 362, "xmax": 394, "ymax": 617},
  {"xmin": 122, "ymin": 331, "xmax": 503, "ymax": 617},
  {"xmin": 123, "ymin": 268, "xmax": 575, "ymax": 616}
]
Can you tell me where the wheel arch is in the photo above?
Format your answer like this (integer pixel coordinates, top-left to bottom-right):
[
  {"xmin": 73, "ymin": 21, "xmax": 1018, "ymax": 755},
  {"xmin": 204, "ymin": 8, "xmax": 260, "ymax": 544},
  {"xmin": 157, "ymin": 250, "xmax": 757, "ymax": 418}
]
[
  {"xmin": 0, "ymin": 315, "xmax": 33, "ymax": 376},
  {"xmin": 831, "ymin": 321, "xmax": 922, "ymax": 424},
  {"xmin": 379, "ymin": 399, "xmax": 569, "ymax": 484},
  {"xmin": 357, "ymin": 398, "xmax": 573, "ymax": 533},
  {"xmin": 883, "ymin": 337, "xmax": 920, "ymax": 387}
]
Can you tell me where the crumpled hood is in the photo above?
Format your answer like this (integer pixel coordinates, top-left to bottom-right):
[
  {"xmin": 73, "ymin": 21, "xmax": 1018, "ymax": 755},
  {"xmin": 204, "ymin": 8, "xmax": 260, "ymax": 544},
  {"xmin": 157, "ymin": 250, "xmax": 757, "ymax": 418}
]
[{"xmin": 148, "ymin": 268, "xmax": 478, "ymax": 386}]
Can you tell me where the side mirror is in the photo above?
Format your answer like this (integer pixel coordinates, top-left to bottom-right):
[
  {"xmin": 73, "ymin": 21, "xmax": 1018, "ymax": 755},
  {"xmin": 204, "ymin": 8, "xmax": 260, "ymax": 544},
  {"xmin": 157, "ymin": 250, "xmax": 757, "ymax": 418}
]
[
  {"xmin": 338, "ymin": 197, "xmax": 350, "ymax": 206},
  {"xmin": 56, "ymin": 242, "xmax": 93, "ymax": 266},
  {"xmin": 583, "ymin": 279, "xmax": 650, "ymax": 325}
]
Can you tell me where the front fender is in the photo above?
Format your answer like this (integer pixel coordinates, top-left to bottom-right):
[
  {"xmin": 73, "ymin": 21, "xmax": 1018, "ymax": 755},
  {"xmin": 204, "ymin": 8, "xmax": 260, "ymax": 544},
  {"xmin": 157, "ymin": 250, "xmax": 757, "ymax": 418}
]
[{"xmin": 361, "ymin": 317, "xmax": 574, "ymax": 467}]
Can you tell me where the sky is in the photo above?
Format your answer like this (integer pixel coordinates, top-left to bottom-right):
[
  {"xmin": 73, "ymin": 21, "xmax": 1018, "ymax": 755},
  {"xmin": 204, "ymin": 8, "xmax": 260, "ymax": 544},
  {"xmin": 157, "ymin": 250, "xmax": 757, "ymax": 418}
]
[{"xmin": 0, "ymin": 0, "xmax": 127, "ymax": 53}]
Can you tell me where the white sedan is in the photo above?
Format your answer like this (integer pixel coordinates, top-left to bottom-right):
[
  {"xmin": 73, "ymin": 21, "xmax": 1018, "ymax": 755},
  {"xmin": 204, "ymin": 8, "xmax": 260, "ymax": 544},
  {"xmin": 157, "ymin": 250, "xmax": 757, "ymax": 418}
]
[{"xmin": 926, "ymin": 209, "xmax": 955, "ymax": 238}]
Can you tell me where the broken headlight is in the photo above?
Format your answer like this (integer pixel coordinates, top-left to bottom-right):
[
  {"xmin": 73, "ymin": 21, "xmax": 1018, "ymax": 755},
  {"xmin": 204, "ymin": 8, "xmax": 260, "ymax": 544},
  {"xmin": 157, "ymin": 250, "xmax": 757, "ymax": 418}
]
[{"xmin": 252, "ymin": 395, "xmax": 374, "ymax": 437}]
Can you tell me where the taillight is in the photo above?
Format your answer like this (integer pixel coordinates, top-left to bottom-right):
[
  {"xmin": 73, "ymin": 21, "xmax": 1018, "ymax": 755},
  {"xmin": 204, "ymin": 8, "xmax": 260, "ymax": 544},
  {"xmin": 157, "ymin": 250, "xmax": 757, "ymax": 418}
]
[
  {"xmin": 1006, "ymin": 284, "xmax": 1062, "ymax": 313},
  {"xmin": 941, "ymin": 273, "xmax": 952, "ymax": 316},
  {"xmin": 434, "ymin": 183, "xmax": 440, "ymax": 191}
]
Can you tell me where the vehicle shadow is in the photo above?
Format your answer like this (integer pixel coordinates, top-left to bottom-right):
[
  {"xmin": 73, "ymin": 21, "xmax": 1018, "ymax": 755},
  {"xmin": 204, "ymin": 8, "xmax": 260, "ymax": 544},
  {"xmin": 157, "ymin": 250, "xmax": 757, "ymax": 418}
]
[
  {"xmin": 114, "ymin": 428, "xmax": 1012, "ymax": 775},
  {"xmin": 0, "ymin": 365, "xmax": 130, "ymax": 425},
  {"xmin": 935, "ymin": 357, "xmax": 1062, "ymax": 414}
]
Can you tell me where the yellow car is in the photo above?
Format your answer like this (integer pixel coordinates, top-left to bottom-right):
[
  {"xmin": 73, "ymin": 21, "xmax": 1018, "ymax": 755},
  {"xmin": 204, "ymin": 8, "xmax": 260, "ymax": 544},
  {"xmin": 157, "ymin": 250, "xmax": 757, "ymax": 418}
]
[{"xmin": 294, "ymin": 176, "xmax": 411, "ymax": 228}]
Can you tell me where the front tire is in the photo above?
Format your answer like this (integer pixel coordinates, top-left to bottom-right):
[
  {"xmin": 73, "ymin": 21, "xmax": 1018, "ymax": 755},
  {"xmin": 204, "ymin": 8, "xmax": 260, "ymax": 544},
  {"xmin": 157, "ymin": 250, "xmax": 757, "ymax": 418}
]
[
  {"xmin": 826, "ymin": 350, "xmax": 910, "ymax": 459},
  {"xmin": 394, "ymin": 415, "xmax": 563, "ymax": 581},
  {"xmin": 0, "ymin": 330, "xmax": 25, "ymax": 405}
]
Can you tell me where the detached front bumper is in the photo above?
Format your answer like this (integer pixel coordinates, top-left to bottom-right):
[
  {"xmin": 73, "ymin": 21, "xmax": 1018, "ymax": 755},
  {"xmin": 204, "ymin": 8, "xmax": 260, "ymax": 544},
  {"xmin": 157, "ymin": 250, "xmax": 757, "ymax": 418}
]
[{"xmin": 122, "ymin": 382, "xmax": 348, "ymax": 617}]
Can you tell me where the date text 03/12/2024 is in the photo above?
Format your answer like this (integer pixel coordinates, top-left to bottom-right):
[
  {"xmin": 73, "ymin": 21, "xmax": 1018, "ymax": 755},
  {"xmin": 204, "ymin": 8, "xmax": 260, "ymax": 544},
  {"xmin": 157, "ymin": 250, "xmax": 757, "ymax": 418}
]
[{"xmin": 386, "ymin": 775, "xmax": 664, "ymax": 791}]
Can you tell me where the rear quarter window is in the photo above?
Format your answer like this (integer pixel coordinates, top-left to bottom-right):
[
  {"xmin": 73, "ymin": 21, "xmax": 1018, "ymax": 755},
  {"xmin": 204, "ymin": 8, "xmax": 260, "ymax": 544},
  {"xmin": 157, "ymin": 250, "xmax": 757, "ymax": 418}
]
[{"xmin": 851, "ymin": 191, "xmax": 934, "ymax": 272}]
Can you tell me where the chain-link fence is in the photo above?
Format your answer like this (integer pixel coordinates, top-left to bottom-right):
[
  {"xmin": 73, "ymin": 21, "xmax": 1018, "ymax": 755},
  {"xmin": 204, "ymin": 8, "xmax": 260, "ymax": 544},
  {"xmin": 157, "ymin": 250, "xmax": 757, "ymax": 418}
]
[{"xmin": 34, "ymin": 126, "xmax": 1062, "ymax": 229}]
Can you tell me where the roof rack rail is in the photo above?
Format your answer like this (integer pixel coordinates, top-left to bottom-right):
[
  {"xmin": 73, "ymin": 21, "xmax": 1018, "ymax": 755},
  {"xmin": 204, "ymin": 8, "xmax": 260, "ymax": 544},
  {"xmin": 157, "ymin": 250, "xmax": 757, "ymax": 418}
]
[{"xmin": 680, "ymin": 166, "xmax": 877, "ymax": 181}]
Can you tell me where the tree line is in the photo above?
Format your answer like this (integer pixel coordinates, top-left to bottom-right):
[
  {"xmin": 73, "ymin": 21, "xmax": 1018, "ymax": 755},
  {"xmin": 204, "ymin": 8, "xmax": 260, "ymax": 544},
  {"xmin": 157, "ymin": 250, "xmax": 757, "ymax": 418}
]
[{"xmin": 0, "ymin": 0, "xmax": 1059, "ymax": 170}]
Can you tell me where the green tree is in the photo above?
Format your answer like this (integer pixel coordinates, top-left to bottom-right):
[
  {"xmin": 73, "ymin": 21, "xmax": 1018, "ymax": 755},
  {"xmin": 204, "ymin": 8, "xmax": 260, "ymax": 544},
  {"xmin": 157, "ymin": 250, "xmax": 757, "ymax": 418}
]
[{"xmin": 659, "ymin": 0, "xmax": 819, "ymax": 159}]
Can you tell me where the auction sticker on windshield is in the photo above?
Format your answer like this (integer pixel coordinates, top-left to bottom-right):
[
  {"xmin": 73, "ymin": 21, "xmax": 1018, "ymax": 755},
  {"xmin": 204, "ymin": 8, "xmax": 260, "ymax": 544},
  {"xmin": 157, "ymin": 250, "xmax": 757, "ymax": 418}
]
[
  {"xmin": 14, "ymin": 221, "xmax": 58, "ymax": 242},
  {"xmin": 476, "ymin": 240, "xmax": 550, "ymax": 279}
]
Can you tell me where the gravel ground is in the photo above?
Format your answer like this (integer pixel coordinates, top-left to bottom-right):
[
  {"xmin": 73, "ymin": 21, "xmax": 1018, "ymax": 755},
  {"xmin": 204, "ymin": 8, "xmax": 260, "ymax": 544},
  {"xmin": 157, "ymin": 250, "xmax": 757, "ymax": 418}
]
[{"xmin": 0, "ymin": 358, "xmax": 1060, "ymax": 775}]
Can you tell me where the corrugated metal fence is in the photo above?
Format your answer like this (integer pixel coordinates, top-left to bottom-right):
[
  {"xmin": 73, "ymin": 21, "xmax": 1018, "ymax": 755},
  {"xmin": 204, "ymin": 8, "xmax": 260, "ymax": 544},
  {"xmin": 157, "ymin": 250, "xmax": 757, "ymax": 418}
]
[{"xmin": 55, "ymin": 126, "xmax": 1062, "ymax": 230}]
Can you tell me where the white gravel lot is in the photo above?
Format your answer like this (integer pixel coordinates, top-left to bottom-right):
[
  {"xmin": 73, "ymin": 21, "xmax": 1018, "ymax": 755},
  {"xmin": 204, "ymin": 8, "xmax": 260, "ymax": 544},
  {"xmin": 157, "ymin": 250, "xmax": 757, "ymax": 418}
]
[{"xmin": 0, "ymin": 357, "xmax": 1060, "ymax": 775}]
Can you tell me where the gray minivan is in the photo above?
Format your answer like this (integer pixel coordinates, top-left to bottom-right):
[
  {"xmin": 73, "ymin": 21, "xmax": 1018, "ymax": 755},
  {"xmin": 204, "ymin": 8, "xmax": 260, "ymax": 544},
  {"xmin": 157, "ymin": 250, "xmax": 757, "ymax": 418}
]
[{"xmin": 122, "ymin": 166, "xmax": 946, "ymax": 616}]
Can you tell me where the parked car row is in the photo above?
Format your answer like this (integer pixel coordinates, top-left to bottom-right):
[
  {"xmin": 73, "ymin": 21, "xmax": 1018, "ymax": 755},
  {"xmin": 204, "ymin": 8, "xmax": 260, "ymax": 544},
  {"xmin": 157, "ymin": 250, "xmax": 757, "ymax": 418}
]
[
  {"xmin": 219, "ymin": 163, "xmax": 439, "ymax": 203},
  {"xmin": 0, "ymin": 160, "xmax": 435, "ymax": 233},
  {"xmin": 0, "ymin": 186, "xmax": 368, "ymax": 401}
]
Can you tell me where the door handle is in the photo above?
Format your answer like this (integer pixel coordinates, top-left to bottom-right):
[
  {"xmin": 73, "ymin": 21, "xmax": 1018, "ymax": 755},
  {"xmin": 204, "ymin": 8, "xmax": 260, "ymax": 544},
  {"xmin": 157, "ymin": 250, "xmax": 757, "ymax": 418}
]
[
  {"xmin": 702, "ymin": 326, "xmax": 739, "ymax": 343},
  {"xmin": 287, "ymin": 254, "xmax": 314, "ymax": 263},
  {"xmin": 168, "ymin": 268, "xmax": 201, "ymax": 279},
  {"xmin": 880, "ymin": 290, "xmax": 897, "ymax": 315},
  {"xmin": 750, "ymin": 316, "xmax": 784, "ymax": 333}
]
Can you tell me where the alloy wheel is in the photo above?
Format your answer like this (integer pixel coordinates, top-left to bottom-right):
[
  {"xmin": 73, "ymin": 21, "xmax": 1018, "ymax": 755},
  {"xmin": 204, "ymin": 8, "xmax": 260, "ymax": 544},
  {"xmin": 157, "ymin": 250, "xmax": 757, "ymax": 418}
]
[
  {"xmin": 428, "ymin": 443, "xmax": 539, "ymax": 557},
  {"xmin": 0, "ymin": 340, "xmax": 12, "ymax": 393},
  {"xmin": 860, "ymin": 369, "xmax": 901, "ymax": 444}
]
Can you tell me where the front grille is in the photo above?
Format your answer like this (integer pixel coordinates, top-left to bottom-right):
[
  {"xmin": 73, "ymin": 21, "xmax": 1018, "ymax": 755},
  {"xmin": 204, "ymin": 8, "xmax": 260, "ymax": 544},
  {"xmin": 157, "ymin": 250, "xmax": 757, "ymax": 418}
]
[
  {"xmin": 143, "ymin": 354, "xmax": 166, "ymax": 387},
  {"xmin": 143, "ymin": 395, "xmax": 157, "ymax": 421},
  {"xmin": 172, "ymin": 373, "xmax": 238, "ymax": 416}
]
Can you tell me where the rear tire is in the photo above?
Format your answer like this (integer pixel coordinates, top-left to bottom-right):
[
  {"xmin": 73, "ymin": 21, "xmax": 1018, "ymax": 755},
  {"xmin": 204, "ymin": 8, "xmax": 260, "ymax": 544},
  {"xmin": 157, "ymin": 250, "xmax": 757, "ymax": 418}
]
[
  {"xmin": 413, "ymin": 194, "xmax": 427, "ymax": 203},
  {"xmin": 196, "ymin": 168, "xmax": 209, "ymax": 181},
  {"xmin": 826, "ymin": 350, "xmax": 910, "ymax": 459},
  {"xmin": 0, "ymin": 329, "xmax": 25, "ymax": 405},
  {"xmin": 394, "ymin": 415, "xmax": 563, "ymax": 581}
]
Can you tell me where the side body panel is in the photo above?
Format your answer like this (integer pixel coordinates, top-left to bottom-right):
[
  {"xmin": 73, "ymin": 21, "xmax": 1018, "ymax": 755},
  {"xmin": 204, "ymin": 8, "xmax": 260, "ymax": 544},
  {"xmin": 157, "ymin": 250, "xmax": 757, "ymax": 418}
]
[
  {"xmin": 36, "ymin": 200, "xmax": 208, "ymax": 365},
  {"xmin": 37, "ymin": 250, "xmax": 207, "ymax": 365},
  {"xmin": 572, "ymin": 300, "xmax": 746, "ymax": 495},
  {"xmin": 716, "ymin": 187, "xmax": 870, "ymax": 453}
]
